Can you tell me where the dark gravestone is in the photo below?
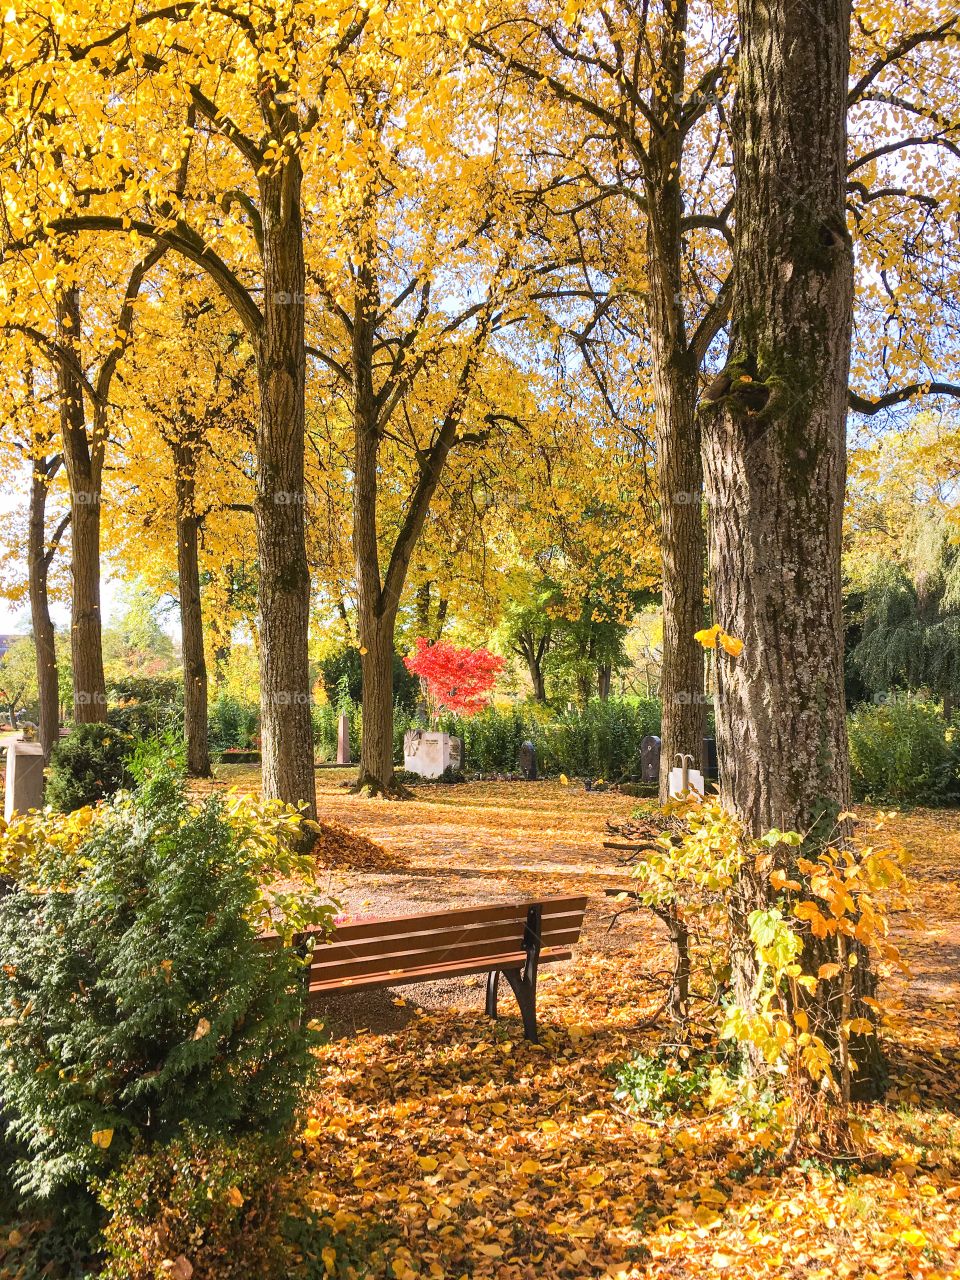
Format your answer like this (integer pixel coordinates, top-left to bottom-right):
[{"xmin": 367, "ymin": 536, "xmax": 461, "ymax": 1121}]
[
  {"xmin": 702, "ymin": 737, "xmax": 718, "ymax": 781},
  {"xmin": 640, "ymin": 734, "xmax": 661, "ymax": 784},
  {"xmin": 519, "ymin": 740, "xmax": 537, "ymax": 781}
]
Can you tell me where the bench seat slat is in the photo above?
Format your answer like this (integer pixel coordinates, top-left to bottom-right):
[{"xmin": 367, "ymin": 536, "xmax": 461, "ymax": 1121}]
[
  {"xmin": 302, "ymin": 895, "xmax": 588, "ymax": 946},
  {"xmin": 307, "ymin": 911, "xmax": 585, "ymax": 965},
  {"xmin": 307, "ymin": 946, "xmax": 573, "ymax": 997},
  {"xmin": 308, "ymin": 928, "xmax": 583, "ymax": 982}
]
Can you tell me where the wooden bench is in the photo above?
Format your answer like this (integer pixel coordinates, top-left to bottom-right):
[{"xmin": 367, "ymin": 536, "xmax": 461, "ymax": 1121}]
[{"xmin": 295, "ymin": 895, "xmax": 588, "ymax": 1044}]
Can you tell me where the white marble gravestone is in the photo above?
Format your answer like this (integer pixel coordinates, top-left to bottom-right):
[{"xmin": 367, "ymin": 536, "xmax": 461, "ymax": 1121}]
[
  {"xmin": 668, "ymin": 752, "xmax": 704, "ymax": 800},
  {"xmin": 403, "ymin": 729, "xmax": 459, "ymax": 778}
]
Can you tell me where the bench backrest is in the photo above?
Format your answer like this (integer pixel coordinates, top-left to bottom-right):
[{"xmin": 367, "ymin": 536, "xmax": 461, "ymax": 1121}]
[{"xmin": 302, "ymin": 894, "xmax": 587, "ymax": 990}]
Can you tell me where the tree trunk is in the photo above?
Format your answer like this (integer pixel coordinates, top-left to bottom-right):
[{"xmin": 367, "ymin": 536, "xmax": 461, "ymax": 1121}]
[
  {"xmin": 173, "ymin": 442, "xmax": 211, "ymax": 777},
  {"xmin": 56, "ymin": 286, "xmax": 107, "ymax": 724},
  {"xmin": 643, "ymin": 5, "xmax": 707, "ymax": 801},
  {"xmin": 702, "ymin": 0, "xmax": 879, "ymax": 1088},
  {"xmin": 27, "ymin": 458, "xmax": 62, "ymax": 761},
  {"xmin": 357, "ymin": 605, "xmax": 400, "ymax": 794},
  {"xmin": 514, "ymin": 630, "xmax": 548, "ymax": 702},
  {"xmin": 254, "ymin": 163, "xmax": 316, "ymax": 819},
  {"xmin": 597, "ymin": 663, "xmax": 612, "ymax": 700},
  {"xmin": 415, "ymin": 581, "xmax": 431, "ymax": 637}
]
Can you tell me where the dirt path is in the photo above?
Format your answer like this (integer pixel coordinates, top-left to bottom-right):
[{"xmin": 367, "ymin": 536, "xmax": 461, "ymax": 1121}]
[{"xmin": 211, "ymin": 766, "xmax": 960, "ymax": 1046}]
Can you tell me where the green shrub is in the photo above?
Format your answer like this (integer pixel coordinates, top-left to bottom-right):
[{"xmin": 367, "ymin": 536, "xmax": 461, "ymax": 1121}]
[
  {"xmin": 0, "ymin": 756, "xmax": 329, "ymax": 1245},
  {"xmin": 394, "ymin": 698, "xmax": 662, "ymax": 778},
  {"xmin": 45, "ymin": 722, "xmax": 134, "ymax": 812},
  {"xmin": 848, "ymin": 699, "xmax": 959, "ymax": 804},
  {"xmin": 98, "ymin": 1130, "xmax": 295, "ymax": 1280},
  {"xmin": 613, "ymin": 1050, "xmax": 720, "ymax": 1121},
  {"xmin": 208, "ymin": 693, "xmax": 260, "ymax": 752}
]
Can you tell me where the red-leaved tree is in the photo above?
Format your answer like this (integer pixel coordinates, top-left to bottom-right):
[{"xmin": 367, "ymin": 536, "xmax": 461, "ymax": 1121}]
[{"xmin": 404, "ymin": 638, "xmax": 504, "ymax": 721}]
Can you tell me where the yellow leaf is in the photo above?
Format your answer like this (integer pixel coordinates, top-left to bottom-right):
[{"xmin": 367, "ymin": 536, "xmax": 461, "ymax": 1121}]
[
  {"xmin": 518, "ymin": 1158, "xmax": 540, "ymax": 1174},
  {"xmin": 719, "ymin": 632, "xmax": 744, "ymax": 657},
  {"xmin": 322, "ymin": 1245, "xmax": 337, "ymax": 1274},
  {"xmin": 193, "ymin": 1017, "xmax": 211, "ymax": 1040},
  {"xmin": 418, "ymin": 1155, "xmax": 439, "ymax": 1172},
  {"xmin": 818, "ymin": 962, "xmax": 842, "ymax": 979},
  {"xmin": 91, "ymin": 1128, "xmax": 113, "ymax": 1149},
  {"xmin": 694, "ymin": 625, "xmax": 721, "ymax": 650},
  {"xmin": 226, "ymin": 1186, "xmax": 244, "ymax": 1208},
  {"xmin": 559, "ymin": 773, "xmax": 569, "ymax": 786}
]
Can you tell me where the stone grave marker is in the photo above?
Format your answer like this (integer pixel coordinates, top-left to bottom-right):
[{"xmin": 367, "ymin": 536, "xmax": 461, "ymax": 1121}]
[
  {"xmin": 3, "ymin": 740, "xmax": 45, "ymax": 821},
  {"xmin": 336, "ymin": 713, "xmax": 351, "ymax": 765},
  {"xmin": 640, "ymin": 734, "xmax": 661, "ymax": 783},
  {"xmin": 519, "ymin": 740, "xmax": 537, "ymax": 780}
]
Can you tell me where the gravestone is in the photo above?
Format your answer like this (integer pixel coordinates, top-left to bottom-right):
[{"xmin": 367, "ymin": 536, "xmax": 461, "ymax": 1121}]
[
  {"xmin": 519, "ymin": 740, "xmax": 537, "ymax": 780},
  {"xmin": 668, "ymin": 752, "xmax": 705, "ymax": 800},
  {"xmin": 449, "ymin": 736, "xmax": 463, "ymax": 772},
  {"xmin": 403, "ymin": 729, "xmax": 458, "ymax": 778},
  {"xmin": 336, "ymin": 713, "xmax": 351, "ymax": 765},
  {"xmin": 640, "ymin": 734, "xmax": 661, "ymax": 783},
  {"xmin": 702, "ymin": 736, "xmax": 718, "ymax": 781},
  {"xmin": 3, "ymin": 740, "xmax": 45, "ymax": 821}
]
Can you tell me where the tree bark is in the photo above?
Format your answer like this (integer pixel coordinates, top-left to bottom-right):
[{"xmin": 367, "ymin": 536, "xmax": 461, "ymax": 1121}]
[
  {"xmin": 357, "ymin": 605, "xmax": 400, "ymax": 794},
  {"xmin": 597, "ymin": 663, "xmax": 612, "ymax": 700},
  {"xmin": 703, "ymin": 0, "xmax": 853, "ymax": 837},
  {"xmin": 27, "ymin": 457, "xmax": 64, "ymax": 761},
  {"xmin": 513, "ymin": 629, "xmax": 549, "ymax": 702},
  {"xmin": 173, "ymin": 440, "xmax": 211, "ymax": 777},
  {"xmin": 56, "ymin": 286, "xmax": 107, "ymax": 724},
  {"xmin": 254, "ymin": 163, "xmax": 316, "ymax": 819},
  {"xmin": 702, "ymin": 0, "xmax": 879, "ymax": 1088}
]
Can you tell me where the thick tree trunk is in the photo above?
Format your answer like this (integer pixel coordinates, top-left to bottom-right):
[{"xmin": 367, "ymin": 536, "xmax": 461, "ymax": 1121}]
[
  {"xmin": 254, "ymin": 164, "xmax": 316, "ymax": 819},
  {"xmin": 644, "ymin": 4, "xmax": 707, "ymax": 800},
  {"xmin": 173, "ymin": 443, "xmax": 211, "ymax": 777},
  {"xmin": 703, "ymin": 0, "xmax": 853, "ymax": 836},
  {"xmin": 27, "ymin": 459, "xmax": 62, "ymax": 761},
  {"xmin": 597, "ymin": 663, "xmax": 612, "ymax": 700},
  {"xmin": 702, "ymin": 0, "xmax": 879, "ymax": 1088},
  {"xmin": 56, "ymin": 287, "xmax": 106, "ymax": 724}
]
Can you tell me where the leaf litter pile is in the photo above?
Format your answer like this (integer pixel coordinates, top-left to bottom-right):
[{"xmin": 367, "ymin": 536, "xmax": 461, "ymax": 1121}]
[
  {"xmin": 310, "ymin": 819, "xmax": 410, "ymax": 874},
  {"xmin": 236, "ymin": 771, "xmax": 960, "ymax": 1277}
]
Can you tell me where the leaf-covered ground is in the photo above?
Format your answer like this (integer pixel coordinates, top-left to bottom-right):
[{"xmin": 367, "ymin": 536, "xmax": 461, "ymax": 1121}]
[{"xmin": 220, "ymin": 770, "xmax": 960, "ymax": 1279}]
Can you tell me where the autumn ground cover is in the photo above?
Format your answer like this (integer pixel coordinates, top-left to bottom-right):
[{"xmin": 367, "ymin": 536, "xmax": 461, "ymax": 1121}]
[{"xmin": 202, "ymin": 768, "xmax": 960, "ymax": 1280}]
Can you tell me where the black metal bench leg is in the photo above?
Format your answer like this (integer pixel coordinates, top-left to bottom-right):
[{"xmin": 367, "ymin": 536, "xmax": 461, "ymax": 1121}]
[
  {"xmin": 504, "ymin": 968, "xmax": 539, "ymax": 1044},
  {"xmin": 486, "ymin": 970, "xmax": 499, "ymax": 1019}
]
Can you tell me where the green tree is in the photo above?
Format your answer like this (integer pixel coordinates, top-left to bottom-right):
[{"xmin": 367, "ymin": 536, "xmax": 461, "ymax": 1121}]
[{"xmin": 850, "ymin": 514, "xmax": 960, "ymax": 719}]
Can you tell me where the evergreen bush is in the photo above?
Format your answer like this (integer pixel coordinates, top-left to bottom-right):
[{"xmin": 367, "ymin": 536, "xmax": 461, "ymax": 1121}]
[
  {"xmin": 45, "ymin": 722, "xmax": 135, "ymax": 812},
  {"xmin": 208, "ymin": 693, "xmax": 260, "ymax": 753},
  {"xmin": 0, "ymin": 752, "xmax": 329, "ymax": 1248},
  {"xmin": 98, "ymin": 1130, "xmax": 295, "ymax": 1280}
]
